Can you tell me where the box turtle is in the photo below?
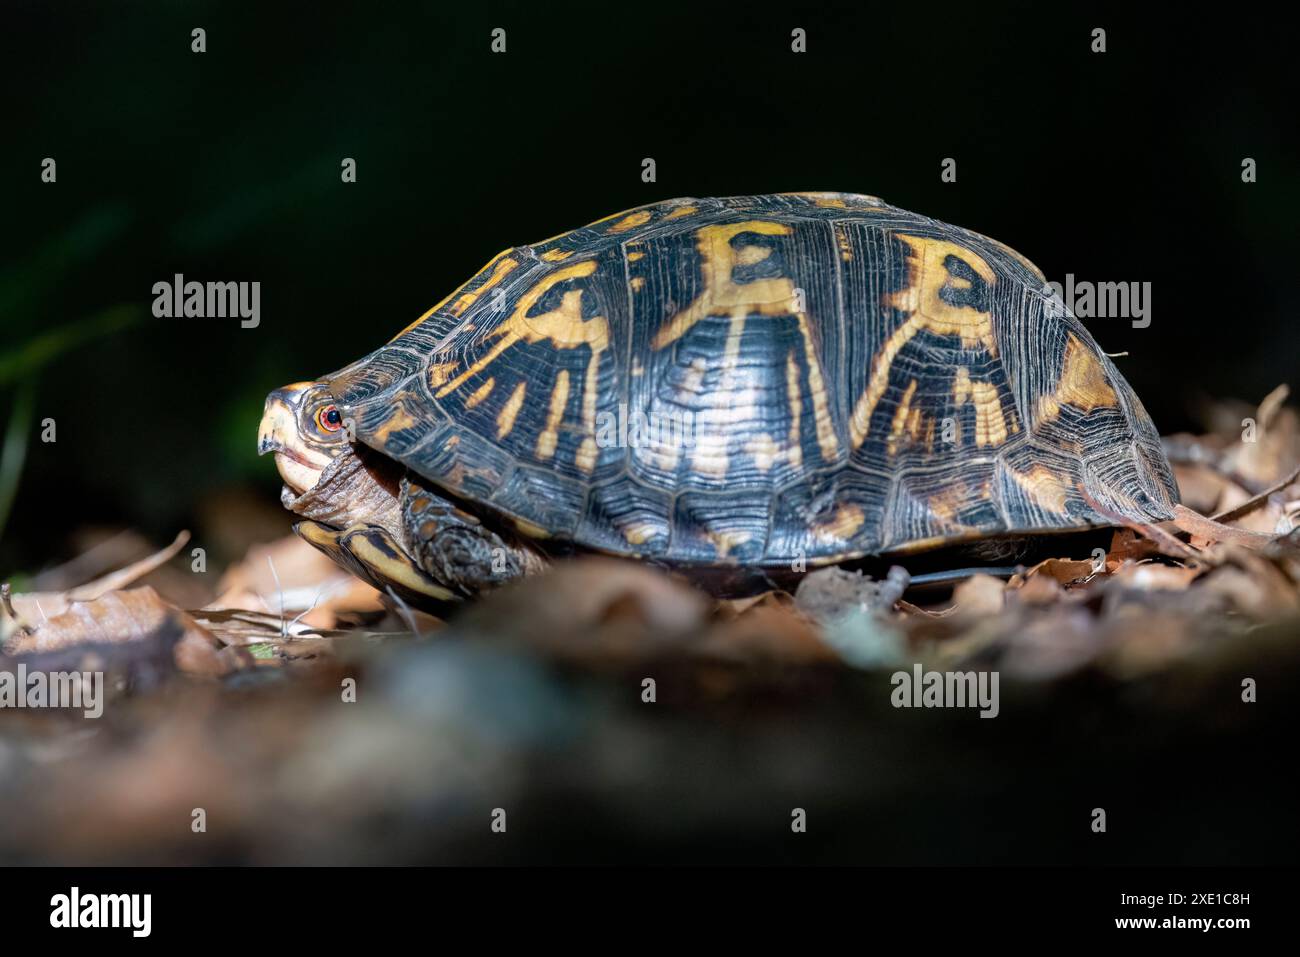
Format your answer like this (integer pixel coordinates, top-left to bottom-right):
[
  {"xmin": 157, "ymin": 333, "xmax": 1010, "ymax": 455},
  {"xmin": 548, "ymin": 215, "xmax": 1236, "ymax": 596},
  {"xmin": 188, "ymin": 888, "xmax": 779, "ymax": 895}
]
[{"xmin": 258, "ymin": 192, "xmax": 1178, "ymax": 608}]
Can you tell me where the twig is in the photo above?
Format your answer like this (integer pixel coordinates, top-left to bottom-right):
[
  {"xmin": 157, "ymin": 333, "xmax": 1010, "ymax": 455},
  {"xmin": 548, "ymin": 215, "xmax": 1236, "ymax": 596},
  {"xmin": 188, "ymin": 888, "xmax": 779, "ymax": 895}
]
[
  {"xmin": 67, "ymin": 530, "xmax": 191, "ymax": 600},
  {"xmin": 0, "ymin": 582, "xmax": 30, "ymax": 637},
  {"xmin": 286, "ymin": 578, "xmax": 346, "ymax": 633},
  {"xmin": 385, "ymin": 586, "xmax": 422, "ymax": 639},
  {"xmin": 1211, "ymin": 465, "xmax": 1300, "ymax": 523},
  {"xmin": 267, "ymin": 556, "xmax": 286, "ymax": 638}
]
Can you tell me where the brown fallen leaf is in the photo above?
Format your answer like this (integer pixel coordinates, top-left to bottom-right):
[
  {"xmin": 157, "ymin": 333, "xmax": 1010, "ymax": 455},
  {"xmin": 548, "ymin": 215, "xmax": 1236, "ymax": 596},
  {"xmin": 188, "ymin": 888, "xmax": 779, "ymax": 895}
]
[
  {"xmin": 1021, "ymin": 557, "xmax": 1098, "ymax": 587},
  {"xmin": 1173, "ymin": 462, "xmax": 1237, "ymax": 514},
  {"xmin": 1011, "ymin": 573, "xmax": 1064, "ymax": 606},
  {"xmin": 454, "ymin": 557, "xmax": 710, "ymax": 661},
  {"xmin": 1108, "ymin": 561, "xmax": 1202, "ymax": 591},
  {"xmin": 1219, "ymin": 386, "xmax": 1300, "ymax": 489},
  {"xmin": 952, "ymin": 574, "xmax": 1006, "ymax": 616},
  {"xmin": 4, "ymin": 531, "xmax": 192, "ymax": 641},
  {"xmin": 1105, "ymin": 527, "xmax": 1165, "ymax": 565},
  {"xmin": 1172, "ymin": 504, "xmax": 1277, "ymax": 549},
  {"xmin": 699, "ymin": 592, "xmax": 837, "ymax": 663},
  {"xmin": 5, "ymin": 586, "xmax": 251, "ymax": 677}
]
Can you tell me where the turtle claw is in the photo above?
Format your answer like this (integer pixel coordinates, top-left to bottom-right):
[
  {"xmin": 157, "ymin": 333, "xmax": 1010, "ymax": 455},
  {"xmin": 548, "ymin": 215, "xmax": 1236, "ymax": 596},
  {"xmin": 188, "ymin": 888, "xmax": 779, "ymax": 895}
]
[{"xmin": 294, "ymin": 520, "xmax": 460, "ymax": 613}]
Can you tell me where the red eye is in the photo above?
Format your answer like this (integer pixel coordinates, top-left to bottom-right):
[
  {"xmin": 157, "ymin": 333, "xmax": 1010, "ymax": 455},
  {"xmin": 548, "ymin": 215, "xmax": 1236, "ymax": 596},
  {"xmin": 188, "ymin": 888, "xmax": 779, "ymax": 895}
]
[{"xmin": 317, "ymin": 406, "xmax": 344, "ymax": 432}]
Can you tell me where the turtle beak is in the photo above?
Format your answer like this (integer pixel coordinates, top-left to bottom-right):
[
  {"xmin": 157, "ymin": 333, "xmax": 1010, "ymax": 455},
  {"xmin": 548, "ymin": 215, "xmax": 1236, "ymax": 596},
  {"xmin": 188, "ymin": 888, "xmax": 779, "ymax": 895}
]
[
  {"xmin": 257, "ymin": 385, "xmax": 311, "ymax": 456},
  {"xmin": 259, "ymin": 382, "xmax": 334, "ymax": 494}
]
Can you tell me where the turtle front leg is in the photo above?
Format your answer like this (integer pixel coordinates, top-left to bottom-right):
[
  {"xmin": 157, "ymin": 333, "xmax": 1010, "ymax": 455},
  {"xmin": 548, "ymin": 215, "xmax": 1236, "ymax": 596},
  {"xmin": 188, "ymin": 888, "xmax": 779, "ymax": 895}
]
[
  {"xmin": 296, "ymin": 519, "xmax": 460, "ymax": 610},
  {"xmin": 399, "ymin": 476, "xmax": 548, "ymax": 597}
]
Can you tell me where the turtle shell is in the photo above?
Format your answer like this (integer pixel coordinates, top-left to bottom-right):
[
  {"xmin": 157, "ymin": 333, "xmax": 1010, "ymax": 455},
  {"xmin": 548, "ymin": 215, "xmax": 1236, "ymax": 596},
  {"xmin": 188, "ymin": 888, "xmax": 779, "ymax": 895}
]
[{"xmin": 327, "ymin": 192, "xmax": 1178, "ymax": 567}]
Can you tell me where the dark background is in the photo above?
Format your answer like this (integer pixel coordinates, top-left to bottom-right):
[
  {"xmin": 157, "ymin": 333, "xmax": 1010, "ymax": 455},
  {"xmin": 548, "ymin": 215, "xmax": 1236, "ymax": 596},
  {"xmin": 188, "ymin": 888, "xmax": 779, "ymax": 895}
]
[{"xmin": 1, "ymin": 0, "xmax": 1295, "ymax": 574}]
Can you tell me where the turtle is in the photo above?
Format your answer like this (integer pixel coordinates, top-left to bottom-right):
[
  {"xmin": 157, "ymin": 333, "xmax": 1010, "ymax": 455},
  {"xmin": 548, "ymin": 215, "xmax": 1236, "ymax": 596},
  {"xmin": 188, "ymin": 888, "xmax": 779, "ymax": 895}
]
[{"xmin": 257, "ymin": 192, "xmax": 1178, "ymax": 611}]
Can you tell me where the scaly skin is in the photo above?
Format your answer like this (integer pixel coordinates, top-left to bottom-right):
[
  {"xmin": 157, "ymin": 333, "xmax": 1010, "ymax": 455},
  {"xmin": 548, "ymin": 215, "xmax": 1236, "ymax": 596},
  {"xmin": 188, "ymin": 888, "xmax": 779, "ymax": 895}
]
[{"xmin": 258, "ymin": 382, "xmax": 545, "ymax": 609}]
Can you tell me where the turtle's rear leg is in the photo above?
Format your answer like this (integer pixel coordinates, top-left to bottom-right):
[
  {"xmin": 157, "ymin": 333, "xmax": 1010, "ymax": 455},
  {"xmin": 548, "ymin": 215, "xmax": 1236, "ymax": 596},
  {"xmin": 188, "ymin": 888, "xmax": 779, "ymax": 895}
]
[{"xmin": 400, "ymin": 476, "xmax": 548, "ymax": 597}]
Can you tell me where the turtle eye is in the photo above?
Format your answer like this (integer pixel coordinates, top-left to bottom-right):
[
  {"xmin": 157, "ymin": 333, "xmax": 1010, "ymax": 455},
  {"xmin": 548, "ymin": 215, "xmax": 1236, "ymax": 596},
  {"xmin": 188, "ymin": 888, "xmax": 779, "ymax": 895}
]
[{"xmin": 316, "ymin": 405, "xmax": 344, "ymax": 433}]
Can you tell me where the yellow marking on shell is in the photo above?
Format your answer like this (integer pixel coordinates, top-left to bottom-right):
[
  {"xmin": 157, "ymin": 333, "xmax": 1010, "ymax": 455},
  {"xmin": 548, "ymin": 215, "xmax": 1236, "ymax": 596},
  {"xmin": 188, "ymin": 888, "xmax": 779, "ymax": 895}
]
[
  {"xmin": 465, "ymin": 378, "xmax": 495, "ymax": 409},
  {"xmin": 887, "ymin": 379, "xmax": 919, "ymax": 456},
  {"xmin": 630, "ymin": 276, "xmax": 645, "ymax": 291},
  {"xmin": 427, "ymin": 362, "xmax": 458, "ymax": 389},
  {"xmin": 849, "ymin": 235, "xmax": 997, "ymax": 448},
  {"xmin": 435, "ymin": 260, "xmax": 608, "ymax": 469},
  {"xmin": 651, "ymin": 221, "xmax": 796, "ymax": 350},
  {"xmin": 373, "ymin": 406, "xmax": 417, "ymax": 441},
  {"xmin": 575, "ymin": 438, "xmax": 599, "ymax": 472},
  {"xmin": 391, "ymin": 252, "xmax": 519, "ymax": 340},
  {"xmin": 663, "ymin": 205, "xmax": 698, "ymax": 221},
  {"xmin": 541, "ymin": 249, "xmax": 573, "ymax": 262},
  {"xmin": 623, "ymin": 521, "xmax": 660, "ymax": 545},
  {"xmin": 1008, "ymin": 464, "xmax": 1070, "ymax": 515},
  {"xmin": 628, "ymin": 251, "xmax": 645, "ymax": 262},
  {"xmin": 927, "ymin": 483, "xmax": 985, "ymax": 527},
  {"xmin": 785, "ymin": 351, "xmax": 804, "ymax": 471},
  {"xmin": 906, "ymin": 407, "xmax": 923, "ymax": 440},
  {"xmin": 794, "ymin": 312, "xmax": 839, "ymax": 461},
  {"xmin": 813, "ymin": 504, "xmax": 865, "ymax": 543},
  {"xmin": 536, "ymin": 370, "xmax": 570, "ymax": 460},
  {"xmin": 886, "ymin": 531, "xmax": 984, "ymax": 556},
  {"xmin": 344, "ymin": 529, "xmax": 456, "ymax": 601},
  {"xmin": 652, "ymin": 220, "xmax": 840, "ymax": 472},
  {"xmin": 514, "ymin": 517, "xmax": 550, "ymax": 539},
  {"xmin": 1036, "ymin": 333, "xmax": 1119, "ymax": 423},
  {"xmin": 707, "ymin": 529, "xmax": 751, "ymax": 559},
  {"xmin": 607, "ymin": 210, "xmax": 653, "ymax": 234},
  {"xmin": 496, "ymin": 381, "xmax": 527, "ymax": 438},
  {"xmin": 835, "ymin": 224, "xmax": 854, "ymax": 261},
  {"xmin": 745, "ymin": 433, "xmax": 781, "ymax": 473},
  {"xmin": 952, "ymin": 367, "xmax": 1015, "ymax": 447},
  {"xmin": 587, "ymin": 203, "xmax": 654, "ymax": 228},
  {"xmin": 735, "ymin": 244, "xmax": 771, "ymax": 267}
]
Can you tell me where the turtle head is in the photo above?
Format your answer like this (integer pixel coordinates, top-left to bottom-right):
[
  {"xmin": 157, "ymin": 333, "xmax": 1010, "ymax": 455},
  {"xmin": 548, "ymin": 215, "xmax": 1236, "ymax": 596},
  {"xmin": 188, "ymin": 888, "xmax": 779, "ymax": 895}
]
[{"xmin": 258, "ymin": 382, "xmax": 352, "ymax": 494}]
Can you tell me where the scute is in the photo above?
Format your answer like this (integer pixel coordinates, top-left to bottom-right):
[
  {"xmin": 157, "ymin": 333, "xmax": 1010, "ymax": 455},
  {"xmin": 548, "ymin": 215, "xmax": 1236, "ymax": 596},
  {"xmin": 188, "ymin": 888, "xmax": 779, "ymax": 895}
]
[{"xmin": 326, "ymin": 193, "xmax": 1178, "ymax": 567}]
